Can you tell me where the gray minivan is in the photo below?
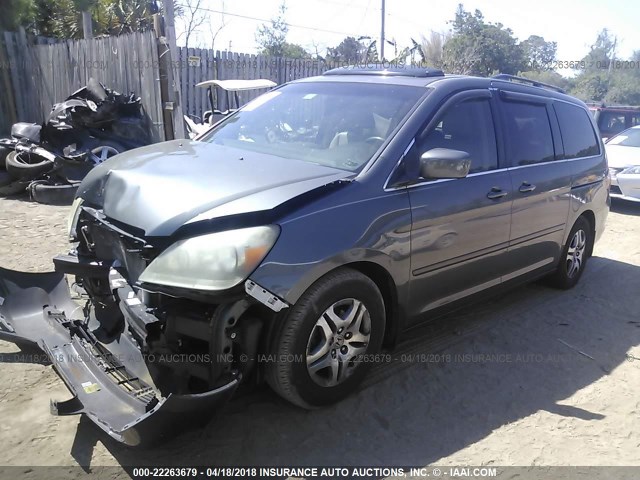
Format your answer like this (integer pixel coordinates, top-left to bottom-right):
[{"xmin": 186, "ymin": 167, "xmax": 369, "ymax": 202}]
[{"xmin": 0, "ymin": 68, "xmax": 609, "ymax": 445}]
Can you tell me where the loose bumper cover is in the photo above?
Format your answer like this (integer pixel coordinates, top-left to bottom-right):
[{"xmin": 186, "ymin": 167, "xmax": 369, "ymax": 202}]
[{"xmin": 0, "ymin": 265, "xmax": 239, "ymax": 446}]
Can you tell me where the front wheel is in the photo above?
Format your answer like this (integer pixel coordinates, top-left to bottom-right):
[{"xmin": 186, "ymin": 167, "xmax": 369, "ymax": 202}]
[
  {"xmin": 547, "ymin": 216, "xmax": 592, "ymax": 289},
  {"xmin": 266, "ymin": 268, "xmax": 386, "ymax": 409}
]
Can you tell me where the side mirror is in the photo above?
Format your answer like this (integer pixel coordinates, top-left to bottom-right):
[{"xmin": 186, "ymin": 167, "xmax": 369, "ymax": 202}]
[{"xmin": 419, "ymin": 148, "xmax": 471, "ymax": 179}]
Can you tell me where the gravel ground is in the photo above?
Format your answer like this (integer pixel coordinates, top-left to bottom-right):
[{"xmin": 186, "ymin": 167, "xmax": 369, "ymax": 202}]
[{"xmin": 0, "ymin": 195, "xmax": 639, "ymax": 475}]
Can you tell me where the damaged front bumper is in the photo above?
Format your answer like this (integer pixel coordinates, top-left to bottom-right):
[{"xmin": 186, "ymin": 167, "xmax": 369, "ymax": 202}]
[{"xmin": 0, "ymin": 266, "xmax": 239, "ymax": 446}]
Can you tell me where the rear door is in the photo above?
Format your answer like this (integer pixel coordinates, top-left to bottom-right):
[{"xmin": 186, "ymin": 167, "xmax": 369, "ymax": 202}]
[
  {"xmin": 403, "ymin": 90, "xmax": 513, "ymax": 320},
  {"xmin": 497, "ymin": 90, "xmax": 571, "ymax": 278}
]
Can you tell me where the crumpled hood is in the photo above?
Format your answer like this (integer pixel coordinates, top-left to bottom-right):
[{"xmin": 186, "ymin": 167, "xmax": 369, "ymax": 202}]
[
  {"xmin": 606, "ymin": 144, "xmax": 640, "ymax": 169},
  {"xmin": 78, "ymin": 140, "xmax": 353, "ymax": 236}
]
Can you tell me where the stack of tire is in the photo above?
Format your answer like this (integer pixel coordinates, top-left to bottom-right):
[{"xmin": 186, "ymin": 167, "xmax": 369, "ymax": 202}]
[
  {"xmin": 0, "ymin": 145, "xmax": 26, "ymax": 197},
  {"xmin": 0, "ymin": 145, "xmax": 78, "ymax": 204}
]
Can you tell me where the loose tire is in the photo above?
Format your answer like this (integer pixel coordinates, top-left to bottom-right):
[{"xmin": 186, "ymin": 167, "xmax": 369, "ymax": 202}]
[
  {"xmin": 28, "ymin": 182, "xmax": 79, "ymax": 205},
  {"xmin": 0, "ymin": 170, "xmax": 27, "ymax": 196},
  {"xmin": 547, "ymin": 216, "xmax": 592, "ymax": 289},
  {"xmin": 5, "ymin": 151, "xmax": 54, "ymax": 180},
  {"xmin": 267, "ymin": 268, "xmax": 385, "ymax": 409},
  {"xmin": 0, "ymin": 145, "xmax": 9, "ymax": 169}
]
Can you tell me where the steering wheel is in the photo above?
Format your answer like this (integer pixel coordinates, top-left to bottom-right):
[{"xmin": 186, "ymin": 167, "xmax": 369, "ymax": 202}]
[{"xmin": 365, "ymin": 136, "xmax": 385, "ymax": 145}]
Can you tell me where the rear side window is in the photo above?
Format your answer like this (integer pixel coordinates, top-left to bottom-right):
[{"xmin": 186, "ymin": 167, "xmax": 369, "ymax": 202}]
[
  {"xmin": 554, "ymin": 102, "xmax": 600, "ymax": 159},
  {"xmin": 631, "ymin": 113, "xmax": 640, "ymax": 127},
  {"xmin": 502, "ymin": 101, "xmax": 555, "ymax": 166}
]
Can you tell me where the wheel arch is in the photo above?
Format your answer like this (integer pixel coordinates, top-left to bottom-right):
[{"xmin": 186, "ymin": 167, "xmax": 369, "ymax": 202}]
[
  {"xmin": 579, "ymin": 209, "xmax": 596, "ymax": 256},
  {"xmin": 342, "ymin": 261, "xmax": 401, "ymax": 348}
]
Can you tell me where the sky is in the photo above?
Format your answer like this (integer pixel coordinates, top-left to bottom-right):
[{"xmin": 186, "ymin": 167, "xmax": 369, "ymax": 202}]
[{"xmin": 175, "ymin": 0, "xmax": 640, "ymax": 70}]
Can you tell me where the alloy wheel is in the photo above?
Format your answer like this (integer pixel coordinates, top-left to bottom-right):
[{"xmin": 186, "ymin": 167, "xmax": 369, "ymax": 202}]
[
  {"xmin": 566, "ymin": 229, "xmax": 586, "ymax": 278},
  {"xmin": 306, "ymin": 298, "xmax": 371, "ymax": 387},
  {"xmin": 89, "ymin": 145, "xmax": 120, "ymax": 164}
]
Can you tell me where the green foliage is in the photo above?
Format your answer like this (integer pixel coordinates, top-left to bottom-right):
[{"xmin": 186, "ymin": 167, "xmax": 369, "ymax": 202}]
[
  {"xmin": 442, "ymin": 5, "xmax": 525, "ymax": 76},
  {"xmin": 571, "ymin": 72, "xmax": 610, "ymax": 102},
  {"xmin": 326, "ymin": 36, "xmax": 362, "ymax": 63},
  {"xmin": 0, "ymin": 0, "xmax": 36, "ymax": 32},
  {"xmin": 517, "ymin": 70, "xmax": 573, "ymax": 91},
  {"xmin": 567, "ymin": 29, "xmax": 640, "ymax": 105},
  {"xmin": 521, "ymin": 35, "xmax": 557, "ymax": 70},
  {"xmin": 255, "ymin": 1, "xmax": 308, "ymax": 58},
  {"xmin": 95, "ymin": 0, "xmax": 157, "ymax": 36},
  {"xmin": 4, "ymin": 0, "xmax": 157, "ymax": 38}
]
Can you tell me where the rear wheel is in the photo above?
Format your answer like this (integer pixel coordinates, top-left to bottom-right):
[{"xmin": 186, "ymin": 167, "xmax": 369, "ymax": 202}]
[
  {"xmin": 266, "ymin": 268, "xmax": 385, "ymax": 409},
  {"xmin": 547, "ymin": 216, "xmax": 592, "ymax": 289}
]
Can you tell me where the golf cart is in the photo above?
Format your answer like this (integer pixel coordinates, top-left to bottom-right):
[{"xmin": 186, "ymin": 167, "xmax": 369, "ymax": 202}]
[{"xmin": 184, "ymin": 79, "xmax": 277, "ymax": 138}]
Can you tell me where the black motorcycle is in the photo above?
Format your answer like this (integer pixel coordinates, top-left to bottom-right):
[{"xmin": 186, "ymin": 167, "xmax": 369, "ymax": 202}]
[{"xmin": 0, "ymin": 78, "xmax": 154, "ymax": 203}]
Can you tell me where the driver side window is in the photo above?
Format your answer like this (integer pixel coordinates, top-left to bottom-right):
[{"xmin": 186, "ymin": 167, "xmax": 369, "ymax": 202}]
[{"xmin": 416, "ymin": 98, "xmax": 498, "ymax": 174}]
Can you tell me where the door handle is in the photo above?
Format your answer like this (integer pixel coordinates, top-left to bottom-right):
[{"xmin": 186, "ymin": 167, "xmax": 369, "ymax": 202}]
[
  {"xmin": 519, "ymin": 182, "xmax": 536, "ymax": 193},
  {"xmin": 487, "ymin": 187, "xmax": 508, "ymax": 200}
]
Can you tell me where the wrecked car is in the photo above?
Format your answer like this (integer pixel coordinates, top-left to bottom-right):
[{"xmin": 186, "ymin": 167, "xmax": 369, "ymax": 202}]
[
  {"xmin": 0, "ymin": 68, "xmax": 608, "ymax": 445},
  {"xmin": 0, "ymin": 78, "xmax": 153, "ymax": 203}
]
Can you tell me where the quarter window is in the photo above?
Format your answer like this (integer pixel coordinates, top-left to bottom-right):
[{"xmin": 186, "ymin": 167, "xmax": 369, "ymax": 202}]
[
  {"xmin": 416, "ymin": 98, "xmax": 498, "ymax": 174},
  {"xmin": 554, "ymin": 102, "xmax": 600, "ymax": 159},
  {"xmin": 502, "ymin": 101, "xmax": 555, "ymax": 166}
]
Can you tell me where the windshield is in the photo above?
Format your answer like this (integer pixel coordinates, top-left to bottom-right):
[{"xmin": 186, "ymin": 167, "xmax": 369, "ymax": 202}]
[
  {"xmin": 607, "ymin": 128, "xmax": 640, "ymax": 147},
  {"xmin": 199, "ymin": 82, "xmax": 425, "ymax": 172}
]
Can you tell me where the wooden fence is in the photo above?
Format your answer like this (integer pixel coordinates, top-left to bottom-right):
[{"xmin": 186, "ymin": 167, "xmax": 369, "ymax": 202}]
[
  {"xmin": 177, "ymin": 48, "xmax": 329, "ymax": 122},
  {"xmin": 0, "ymin": 29, "xmax": 332, "ymax": 139},
  {"xmin": 0, "ymin": 30, "xmax": 165, "ymax": 141}
]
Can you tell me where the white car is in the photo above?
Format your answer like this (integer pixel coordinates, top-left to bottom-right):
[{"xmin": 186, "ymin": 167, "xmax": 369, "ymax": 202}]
[{"xmin": 605, "ymin": 126, "xmax": 640, "ymax": 202}]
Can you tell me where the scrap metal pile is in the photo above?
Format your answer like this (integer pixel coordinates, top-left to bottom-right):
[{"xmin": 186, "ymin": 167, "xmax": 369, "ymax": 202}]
[{"xmin": 0, "ymin": 78, "xmax": 153, "ymax": 204}]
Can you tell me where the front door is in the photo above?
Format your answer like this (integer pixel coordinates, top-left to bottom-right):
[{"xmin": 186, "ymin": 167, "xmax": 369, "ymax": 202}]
[{"xmin": 404, "ymin": 92, "xmax": 513, "ymax": 320}]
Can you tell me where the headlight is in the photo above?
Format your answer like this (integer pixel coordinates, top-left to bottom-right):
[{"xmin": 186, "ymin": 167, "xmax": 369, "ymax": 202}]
[
  {"xmin": 67, "ymin": 197, "xmax": 84, "ymax": 239},
  {"xmin": 138, "ymin": 226, "xmax": 279, "ymax": 291},
  {"xmin": 621, "ymin": 166, "xmax": 640, "ymax": 175}
]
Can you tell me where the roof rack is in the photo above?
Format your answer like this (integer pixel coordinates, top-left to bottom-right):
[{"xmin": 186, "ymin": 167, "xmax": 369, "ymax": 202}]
[
  {"xmin": 492, "ymin": 74, "xmax": 565, "ymax": 94},
  {"xmin": 585, "ymin": 102, "xmax": 640, "ymax": 110},
  {"xmin": 324, "ymin": 66, "xmax": 445, "ymax": 78}
]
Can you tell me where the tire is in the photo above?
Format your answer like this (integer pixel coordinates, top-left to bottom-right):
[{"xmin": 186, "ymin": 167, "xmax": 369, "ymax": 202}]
[
  {"xmin": 0, "ymin": 170, "xmax": 27, "ymax": 196},
  {"xmin": 547, "ymin": 216, "xmax": 592, "ymax": 289},
  {"xmin": 266, "ymin": 268, "xmax": 386, "ymax": 409},
  {"xmin": 0, "ymin": 145, "xmax": 10, "ymax": 170},
  {"xmin": 0, "ymin": 170, "xmax": 12, "ymax": 186},
  {"xmin": 28, "ymin": 182, "xmax": 79, "ymax": 205},
  {"xmin": 5, "ymin": 151, "xmax": 54, "ymax": 181}
]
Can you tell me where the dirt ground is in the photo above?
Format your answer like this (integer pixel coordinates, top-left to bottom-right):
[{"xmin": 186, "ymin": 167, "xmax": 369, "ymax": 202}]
[{"xmin": 0, "ymin": 195, "xmax": 639, "ymax": 474}]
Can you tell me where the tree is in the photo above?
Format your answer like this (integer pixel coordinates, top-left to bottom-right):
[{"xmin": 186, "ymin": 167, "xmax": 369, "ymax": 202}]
[
  {"xmin": 255, "ymin": 2, "xmax": 307, "ymax": 58},
  {"xmin": 442, "ymin": 5, "xmax": 524, "ymax": 76},
  {"xmin": 176, "ymin": 0, "xmax": 206, "ymax": 48},
  {"xmin": 101, "ymin": 0, "xmax": 158, "ymax": 35},
  {"xmin": 521, "ymin": 35, "xmax": 557, "ymax": 71},
  {"xmin": 570, "ymin": 29, "xmax": 618, "ymax": 102},
  {"xmin": 326, "ymin": 36, "xmax": 362, "ymax": 64},
  {"xmin": 0, "ymin": 0, "xmax": 34, "ymax": 32}
]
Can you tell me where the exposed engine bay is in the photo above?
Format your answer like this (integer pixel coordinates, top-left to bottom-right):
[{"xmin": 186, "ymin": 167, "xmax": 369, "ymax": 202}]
[{"xmin": 0, "ymin": 204, "xmax": 285, "ymax": 445}]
